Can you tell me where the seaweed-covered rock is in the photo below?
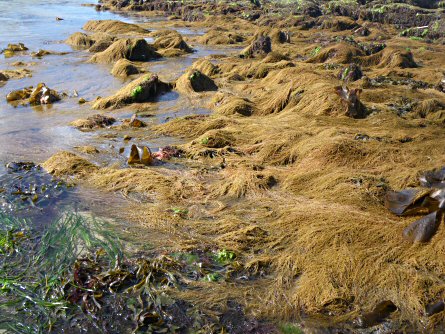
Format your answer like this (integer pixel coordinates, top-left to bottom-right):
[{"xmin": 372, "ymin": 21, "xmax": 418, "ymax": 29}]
[
  {"xmin": 216, "ymin": 97, "xmax": 256, "ymax": 116},
  {"xmin": 241, "ymin": 35, "xmax": 272, "ymax": 58},
  {"xmin": 360, "ymin": 3, "xmax": 438, "ymax": 28},
  {"xmin": 93, "ymin": 74, "xmax": 171, "ymax": 109},
  {"xmin": 90, "ymin": 38, "xmax": 160, "ymax": 64},
  {"xmin": 88, "ymin": 40, "xmax": 114, "ymax": 53},
  {"xmin": 82, "ymin": 20, "xmax": 148, "ymax": 35},
  {"xmin": 152, "ymin": 30, "xmax": 193, "ymax": 56},
  {"xmin": 66, "ymin": 32, "xmax": 95, "ymax": 49},
  {"xmin": 400, "ymin": 19, "xmax": 445, "ymax": 41},
  {"xmin": 111, "ymin": 59, "xmax": 141, "ymax": 77},
  {"xmin": 66, "ymin": 32, "xmax": 116, "ymax": 51},
  {"xmin": 301, "ymin": 0, "xmax": 322, "ymax": 17},
  {"xmin": 176, "ymin": 69, "xmax": 217, "ymax": 94},
  {"xmin": 191, "ymin": 59, "xmax": 220, "ymax": 78}
]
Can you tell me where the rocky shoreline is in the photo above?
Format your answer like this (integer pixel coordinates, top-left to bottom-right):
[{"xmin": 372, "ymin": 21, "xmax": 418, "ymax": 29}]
[{"xmin": 2, "ymin": 0, "xmax": 445, "ymax": 332}]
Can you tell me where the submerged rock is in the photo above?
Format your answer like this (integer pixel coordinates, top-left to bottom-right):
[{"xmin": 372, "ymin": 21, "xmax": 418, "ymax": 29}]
[
  {"xmin": 0, "ymin": 68, "xmax": 32, "ymax": 81},
  {"xmin": 0, "ymin": 161, "xmax": 70, "ymax": 213},
  {"xmin": 70, "ymin": 114, "xmax": 116, "ymax": 130}
]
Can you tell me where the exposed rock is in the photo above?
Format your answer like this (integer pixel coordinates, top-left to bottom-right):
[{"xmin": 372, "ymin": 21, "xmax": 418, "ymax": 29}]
[
  {"xmin": 357, "ymin": 301, "xmax": 397, "ymax": 328},
  {"xmin": 124, "ymin": 114, "xmax": 146, "ymax": 127}
]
